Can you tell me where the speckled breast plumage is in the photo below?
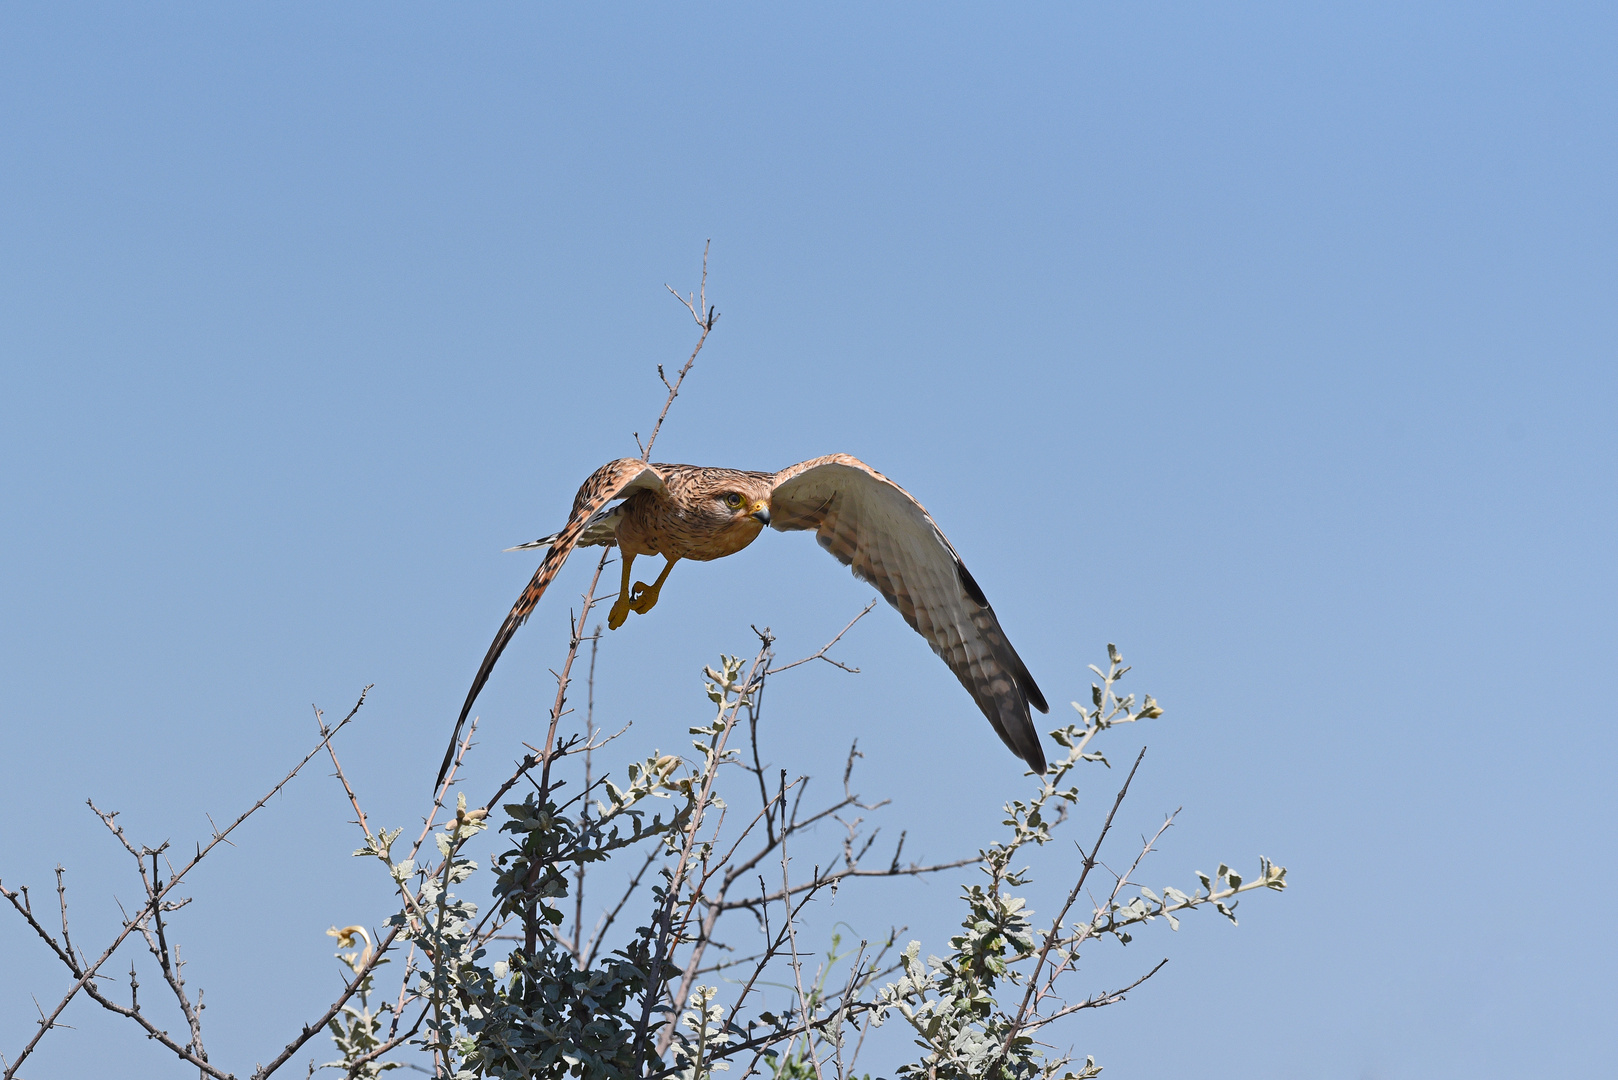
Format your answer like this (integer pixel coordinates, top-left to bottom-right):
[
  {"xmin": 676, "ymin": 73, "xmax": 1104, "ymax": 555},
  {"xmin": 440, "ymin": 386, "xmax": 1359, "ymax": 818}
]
[{"xmin": 614, "ymin": 465, "xmax": 775, "ymax": 561}]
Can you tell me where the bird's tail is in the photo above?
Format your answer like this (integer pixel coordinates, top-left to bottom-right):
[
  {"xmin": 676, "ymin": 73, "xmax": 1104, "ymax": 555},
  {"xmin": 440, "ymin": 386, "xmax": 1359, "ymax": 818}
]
[{"xmin": 503, "ymin": 532, "xmax": 559, "ymax": 552}]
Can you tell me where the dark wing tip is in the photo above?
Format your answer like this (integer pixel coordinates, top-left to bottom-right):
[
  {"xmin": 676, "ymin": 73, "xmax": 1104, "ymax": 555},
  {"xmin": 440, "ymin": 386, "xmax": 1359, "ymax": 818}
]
[
  {"xmin": 436, "ymin": 603, "xmax": 528, "ymax": 790},
  {"xmin": 1012, "ymin": 674, "xmax": 1049, "ymax": 772},
  {"xmin": 955, "ymin": 561, "xmax": 990, "ymax": 607},
  {"xmin": 986, "ymin": 696, "xmax": 1047, "ymax": 775},
  {"xmin": 970, "ymin": 658, "xmax": 1049, "ymax": 775},
  {"xmin": 434, "ymin": 716, "xmax": 467, "ymax": 790},
  {"xmin": 1023, "ymin": 673, "xmax": 1049, "ymax": 715},
  {"xmin": 1006, "ymin": 689, "xmax": 1048, "ymax": 774},
  {"xmin": 1021, "ymin": 733, "xmax": 1048, "ymax": 775},
  {"xmin": 954, "ymin": 559, "xmax": 1045, "ymax": 716},
  {"xmin": 436, "ymin": 677, "xmax": 487, "ymax": 789}
]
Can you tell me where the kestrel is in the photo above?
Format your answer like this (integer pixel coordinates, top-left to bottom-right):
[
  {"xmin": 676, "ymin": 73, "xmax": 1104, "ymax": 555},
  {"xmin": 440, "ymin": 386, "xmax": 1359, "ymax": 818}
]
[{"xmin": 439, "ymin": 454, "xmax": 1049, "ymax": 787}]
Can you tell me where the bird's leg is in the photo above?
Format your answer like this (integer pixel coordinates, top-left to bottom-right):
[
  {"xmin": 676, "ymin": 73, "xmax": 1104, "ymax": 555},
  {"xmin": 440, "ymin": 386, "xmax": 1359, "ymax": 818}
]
[
  {"xmin": 627, "ymin": 556, "xmax": 679, "ymax": 615},
  {"xmin": 607, "ymin": 552, "xmax": 637, "ymax": 631}
]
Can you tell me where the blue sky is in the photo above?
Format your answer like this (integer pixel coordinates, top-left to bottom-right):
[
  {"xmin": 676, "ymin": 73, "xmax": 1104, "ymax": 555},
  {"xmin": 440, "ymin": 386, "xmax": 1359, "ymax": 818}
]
[{"xmin": 2, "ymin": 4, "xmax": 1614, "ymax": 1077}]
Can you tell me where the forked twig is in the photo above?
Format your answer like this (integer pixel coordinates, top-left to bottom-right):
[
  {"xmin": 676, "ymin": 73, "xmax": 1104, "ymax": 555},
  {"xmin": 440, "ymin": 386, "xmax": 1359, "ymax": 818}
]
[
  {"xmin": 638, "ymin": 240, "xmax": 718, "ymax": 461},
  {"xmin": 524, "ymin": 548, "xmax": 612, "ymax": 956},
  {"xmin": 766, "ymin": 600, "xmax": 878, "ymax": 676},
  {"xmin": 1024, "ymin": 958, "xmax": 1170, "ymax": 1030},
  {"xmin": 1, "ymin": 687, "xmax": 373, "ymax": 1080},
  {"xmin": 996, "ymin": 746, "xmax": 1148, "ymax": 1063},
  {"xmin": 634, "ymin": 641, "xmax": 772, "ymax": 1067}
]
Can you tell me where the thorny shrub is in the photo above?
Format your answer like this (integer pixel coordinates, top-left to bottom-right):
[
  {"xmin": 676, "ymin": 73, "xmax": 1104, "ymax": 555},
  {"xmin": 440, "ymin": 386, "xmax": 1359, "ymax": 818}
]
[{"xmin": 327, "ymin": 643, "xmax": 1287, "ymax": 1080}]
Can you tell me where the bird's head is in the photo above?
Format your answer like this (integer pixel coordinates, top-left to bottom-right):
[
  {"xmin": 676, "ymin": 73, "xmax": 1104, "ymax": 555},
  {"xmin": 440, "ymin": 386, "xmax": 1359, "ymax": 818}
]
[
  {"xmin": 714, "ymin": 484, "xmax": 773, "ymax": 528},
  {"xmin": 680, "ymin": 469, "xmax": 776, "ymax": 553}
]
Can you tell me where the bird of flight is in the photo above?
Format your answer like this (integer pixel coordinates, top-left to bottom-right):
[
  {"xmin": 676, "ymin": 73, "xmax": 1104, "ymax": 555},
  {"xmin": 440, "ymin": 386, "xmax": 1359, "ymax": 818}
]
[{"xmin": 439, "ymin": 454, "xmax": 1048, "ymax": 787}]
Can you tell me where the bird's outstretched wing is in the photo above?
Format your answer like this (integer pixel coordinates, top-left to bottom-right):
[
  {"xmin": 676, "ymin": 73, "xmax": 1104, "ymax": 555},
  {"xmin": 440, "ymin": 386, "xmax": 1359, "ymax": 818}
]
[
  {"xmin": 769, "ymin": 454, "xmax": 1049, "ymax": 773},
  {"xmin": 438, "ymin": 459, "xmax": 666, "ymax": 788}
]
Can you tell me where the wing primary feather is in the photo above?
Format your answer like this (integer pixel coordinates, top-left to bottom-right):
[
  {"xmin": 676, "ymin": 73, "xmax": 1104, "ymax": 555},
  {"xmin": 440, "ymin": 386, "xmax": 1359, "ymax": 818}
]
[
  {"xmin": 1017, "ymin": 660, "xmax": 1049, "ymax": 715},
  {"xmin": 770, "ymin": 454, "xmax": 1050, "ymax": 773},
  {"xmin": 436, "ymin": 545, "xmax": 567, "ymax": 788},
  {"xmin": 955, "ymin": 561, "xmax": 990, "ymax": 607},
  {"xmin": 436, "ymin": 459, "xmax": 661, "ymax": 790},
  {"xmin": 951, "ymin": 559, "xmax": 1046, "ymax": 713}
]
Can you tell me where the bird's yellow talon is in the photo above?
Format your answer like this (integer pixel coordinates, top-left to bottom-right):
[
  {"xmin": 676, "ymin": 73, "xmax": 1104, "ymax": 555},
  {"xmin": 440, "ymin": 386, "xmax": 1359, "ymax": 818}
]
[
  {"xmin": 628, "ymin": 581, "xmax": 662, "ymax": 614},
  {"xmin": 606, "ymin": 552, "xmax": 639, "ymax": 630}
]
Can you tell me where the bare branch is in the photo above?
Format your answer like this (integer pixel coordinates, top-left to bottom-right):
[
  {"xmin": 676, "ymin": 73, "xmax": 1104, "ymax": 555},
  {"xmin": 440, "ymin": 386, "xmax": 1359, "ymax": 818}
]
[
  {"xmin": 524, "ymin": 548, "xmax": 612, "ymax": 956},
  {"xmin": 766, "ymin": 600, "xmax": 878, "ymax": 676},
  {"xmin": 248, "ymin": 924, "xmax": 403, "ymax": 1080},
  {"xmin": 778, "ymin": 768, "xmax": 826, "ymax": 1080},
  {"xmin": 1022, "ymin": 959, "xmax": 1170, "ymax": 1030},
  {"xmin": 573, "ymin": 626, "xmax": 603, "ymax": 959},
  {"xmin": 711, "ymin": 855, "xmax": 977, "ymax": 914},
  {"xmin": 1035, "ymin": 811, "xmax": 1178, "ymax": 1006},
  {"xmin": 643, "ymin": 241, "xmax": 717, "ymax": 460},
  {"xmin": 318, "ymin": 704, "xmax": 372, "ymax": 844},
  {"xmin": 73, "ymin": 962, "xmax": 236, "ymax": 1079},
  {"xmin": 2, "ymin": 687, "xmax": 372, "ymax": 1080},
  {"xmin": 53, "ymin": 868, "xmax": 79, "ymax": 970},
  {"xmin": 637, "ymin": 640, "xmax": 772, "ymax": 1065},
  {"xmin": 997, "ymin": 746, "xmax": 1148, "ymax": 1063},
  {"xmin": 581, "ymin": 847, "xmax": 662, "ymax": 969},
  {"xmin": 140, "ymin": 850, "xmax": 210, "ymax": 1068},
  {"xmin": 0, "ymin": 878, "xmax": 74, "ymax": 974}
]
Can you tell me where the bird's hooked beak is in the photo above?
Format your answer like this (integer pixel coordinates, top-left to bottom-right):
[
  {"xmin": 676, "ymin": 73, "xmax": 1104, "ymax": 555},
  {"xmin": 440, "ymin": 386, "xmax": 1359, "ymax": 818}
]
[{"xmin": 750, "ymin": 500, "xmax": 771, "ymax": 526}]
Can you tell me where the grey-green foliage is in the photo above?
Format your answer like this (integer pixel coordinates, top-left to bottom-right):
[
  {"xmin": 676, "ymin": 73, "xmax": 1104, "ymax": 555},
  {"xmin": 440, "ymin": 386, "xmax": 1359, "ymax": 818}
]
[
  {"xmin": 337, "ymin": 644, "xmax": 1285, "ymax": 1079},
  {"xmin": 344, "ymin": 658, "xmax": 756, "ymax": 1080},
  {"xmin": 323, "ymin": 927, "xmax": 400, "ymax": 1079},
  {"xmin": 870, "ymin": 645, "xmax": 1286, "ymax": 1080},
  {"xmin": 360, "ymin": 766, "xmax": 694, "ymax": 1080},
  {"xmin": 444, "ymin": 759, "xmax": 695, "ymax": 1080}
]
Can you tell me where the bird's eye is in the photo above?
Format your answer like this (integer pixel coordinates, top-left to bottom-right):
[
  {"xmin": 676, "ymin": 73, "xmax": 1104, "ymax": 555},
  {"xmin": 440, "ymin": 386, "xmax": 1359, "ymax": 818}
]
[{"xmin": 723, "ymin": 492, "xmax": 744, "ymax": 509}]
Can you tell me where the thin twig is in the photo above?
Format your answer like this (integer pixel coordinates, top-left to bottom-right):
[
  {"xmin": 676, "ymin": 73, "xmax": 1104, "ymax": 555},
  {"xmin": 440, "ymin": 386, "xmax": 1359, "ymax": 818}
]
[
  {"xmin": 710, "ymin": 856, "xmax": 977, "ymax": 914},
  {"xmin": 53, "ymin": 868, "xmax": 78, "ymax": 970},
  {"xmin": 329, "ymin": 1000, "xmax": 432, "ymax": 1075},
  {"xmin": 524, "ymin": 550, "xmax": 611, "ymax": 956},
  {"xmin": 635, "ymin": 641, "xmax": 771, "ymax": 1067},
  {"xmin": 1, "ymin": 688, "xmax": 372, "ymax": 1080},
  {"xmin": 1035, "ymin": 811, "xmax": 1178, "ymax": 1006},
  {"xmin": 249, "ymin": 924, "xmax": 403, "ymax": 1080},
  {"xmin": 318, "ymin": 704, "xmax": 371, "ymax": 844},
  {"xmin": 141, "ymin": 850, "xmax": 209, "ymax": 1068},
  {"xmin": 573, "ymin": 627, "xmax": 603, "ymax": 959},
  {"xmin": 582, "ymin": 848, "xmax": 661, "ymax": 969},
  {"xmin": 1023, "ymin": 959, "xmax": 1170, "ymax": 1030},
  {"xmin": 640, "ymin": 240, "xmax": 717, "ymax": 461},
  {"xmin": 996, "ymin": 746, "xmax": 1148, "ymax": 1062},
  {"xmin": 766, "ymin": 600, "xmax": 877, "ymax": 676},
  {"xmin": 778, "ymin": 768, "xmax": 826, "ymax": 1080}
]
